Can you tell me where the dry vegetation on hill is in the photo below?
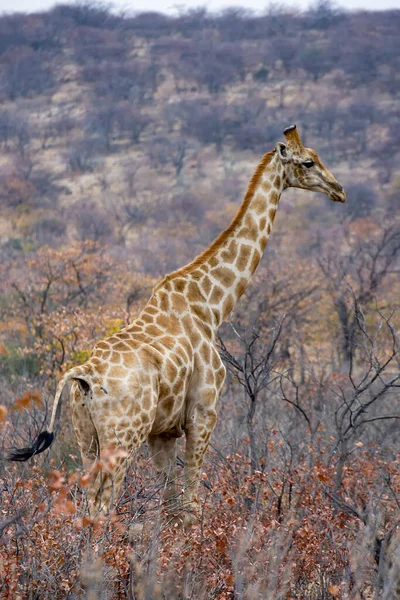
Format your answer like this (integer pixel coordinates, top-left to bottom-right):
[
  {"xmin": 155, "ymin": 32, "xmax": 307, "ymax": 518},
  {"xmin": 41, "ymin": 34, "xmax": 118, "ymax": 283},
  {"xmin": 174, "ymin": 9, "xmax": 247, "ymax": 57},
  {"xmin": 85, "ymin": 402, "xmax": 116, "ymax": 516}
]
[{"xmin": 0, "ymin": 2, "xmax": 400, "ymax": 598}]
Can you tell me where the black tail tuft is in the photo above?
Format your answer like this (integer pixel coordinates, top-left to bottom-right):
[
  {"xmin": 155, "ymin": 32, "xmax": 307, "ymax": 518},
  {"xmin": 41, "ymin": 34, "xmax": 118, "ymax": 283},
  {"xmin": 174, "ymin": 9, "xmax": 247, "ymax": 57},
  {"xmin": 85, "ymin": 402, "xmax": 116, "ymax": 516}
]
[{"xmin": 8, "ymin": 431, "xmax": 54, "ymax": 462}]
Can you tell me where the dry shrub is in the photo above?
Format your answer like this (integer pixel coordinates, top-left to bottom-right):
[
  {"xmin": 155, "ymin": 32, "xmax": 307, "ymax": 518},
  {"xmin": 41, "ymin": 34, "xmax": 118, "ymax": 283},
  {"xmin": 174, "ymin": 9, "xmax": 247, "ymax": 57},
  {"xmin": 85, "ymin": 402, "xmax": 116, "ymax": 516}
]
[{"xmin": 1, "ymin": 417, "xmax": 399, "ymax": 599}]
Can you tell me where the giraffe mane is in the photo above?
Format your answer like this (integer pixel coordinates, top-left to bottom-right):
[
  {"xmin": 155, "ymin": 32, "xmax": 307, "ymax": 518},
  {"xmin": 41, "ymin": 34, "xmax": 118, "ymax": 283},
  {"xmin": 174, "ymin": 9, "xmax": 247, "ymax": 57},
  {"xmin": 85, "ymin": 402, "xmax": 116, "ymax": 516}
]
[{"xmin": 166, "ymin": 150, "xmax": 276, "ymax": 279}]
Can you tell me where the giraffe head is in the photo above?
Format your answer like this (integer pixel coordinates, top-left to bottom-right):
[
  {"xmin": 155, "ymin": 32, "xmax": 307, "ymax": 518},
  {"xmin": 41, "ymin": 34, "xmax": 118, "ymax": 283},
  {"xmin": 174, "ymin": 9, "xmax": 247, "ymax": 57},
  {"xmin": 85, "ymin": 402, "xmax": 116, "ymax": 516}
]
[{"xmin": 276, "ymin": 125, "xmax": 345, "ymax": 203}]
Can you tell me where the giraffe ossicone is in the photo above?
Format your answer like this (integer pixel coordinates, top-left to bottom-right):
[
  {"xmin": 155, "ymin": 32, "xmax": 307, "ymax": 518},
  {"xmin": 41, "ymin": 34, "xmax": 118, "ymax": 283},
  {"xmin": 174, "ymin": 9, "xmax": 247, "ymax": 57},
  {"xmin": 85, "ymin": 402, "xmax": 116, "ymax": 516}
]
[{"xmin": 9, "ymin": 126, "xmax": 345, "ymax": 521}]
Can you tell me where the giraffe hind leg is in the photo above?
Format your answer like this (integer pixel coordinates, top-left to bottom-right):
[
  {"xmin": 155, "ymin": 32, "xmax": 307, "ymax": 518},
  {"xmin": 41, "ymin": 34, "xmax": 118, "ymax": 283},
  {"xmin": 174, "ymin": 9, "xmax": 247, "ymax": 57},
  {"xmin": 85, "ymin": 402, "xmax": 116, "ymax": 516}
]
[
  {"xmin": 90, "ymin": 429, "xmax": 151, "ymax": 514},
  {"xmin": 88, "ymin": 385, "xmax": 159, "ymax": 514},
  {"xmin": 70, "ymin": 381, "xmax": 100, "ymax": 469}
]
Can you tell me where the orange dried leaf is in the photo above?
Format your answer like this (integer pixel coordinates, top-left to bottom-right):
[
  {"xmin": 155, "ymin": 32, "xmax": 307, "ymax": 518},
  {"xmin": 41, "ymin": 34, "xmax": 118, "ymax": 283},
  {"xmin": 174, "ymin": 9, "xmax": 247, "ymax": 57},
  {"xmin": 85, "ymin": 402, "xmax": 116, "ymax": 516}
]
[
  {"xmin": 65, "ymin": 500, "xmax": 76, "ymax": 515},
  {"xmin": 0, "ymin": 405, "xmax": 7, "ymax": 424},
  {"xmin": 79, "ymin": 473, "xmax": 91, "ymax": 488},
  {"xmin": 328, "ymin": 584, "xmax": 340, "ymax": 597}
]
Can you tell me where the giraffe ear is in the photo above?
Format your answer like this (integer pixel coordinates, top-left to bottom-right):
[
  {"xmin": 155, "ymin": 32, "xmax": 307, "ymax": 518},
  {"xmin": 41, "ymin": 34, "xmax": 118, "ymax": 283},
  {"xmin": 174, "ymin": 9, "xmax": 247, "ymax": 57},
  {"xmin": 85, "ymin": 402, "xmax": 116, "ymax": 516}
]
[{"xmin": 277, "ymin": 142, "xmax": 291, "ymax": 163}]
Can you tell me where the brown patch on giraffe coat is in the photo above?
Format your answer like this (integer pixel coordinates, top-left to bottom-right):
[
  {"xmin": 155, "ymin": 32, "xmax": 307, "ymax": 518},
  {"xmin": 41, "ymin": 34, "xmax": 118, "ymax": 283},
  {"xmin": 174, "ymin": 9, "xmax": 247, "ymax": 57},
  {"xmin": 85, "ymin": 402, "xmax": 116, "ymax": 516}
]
[
  {"xmin": 144, "ymin": 306, "xmax": 158, "ymax": 315},
  {"xmin": 259, "ymin": 216, "xmax": 267, "ymax": 230},
  {"xmin": 192, "ymin": 304, "xmax": 213, "ymax": 323},
  {"xmin": 238, "ymin": 224, "xmax": 258, "ymax": 242},
  {"xmin": 96, "ymin": 341, "xmax": 108, "ymax": 350},
  {"xmin": 262, "ymin": 181, "xmax": 272, "ymax": 193},
  {"xmin": 223, "ymin": 294, "xmax": 235, "ymax": 317},
  {"xmin": 114, "ymin": 341, "xmax": 131, "ymax": 352},
  {"xmin": 269, "ymin": 192, "xmax": 279, "ymax": 206},
  {"xmin": 175, "ymin": 344, "xmax": 189, "ymax": 363},
  {"xmin": 146, "ymin": 324, "xmax": 163, "ymax": 337},
  {"xmin": 187, "ymin": 282, "xmax": 204, "ymax": 303},
  {"xmin": 141, "ymin": 313, "xmax": 154, "ymax": 324},
  {"xmin": 122, "ymin": 353, "xmax": 135, "ymax": 368},
  {"xmin": 107, "ymin": 418, "xmax": 118, "ymax": 430},
  {"xmin": 209, "ymin": 256, "xmax": 218, "ymax": 268},
  {"xmin": 165, "ymin": 360, "xmax": 178, "ymax": 381},
  {"xmin": 236, "ymin": 244, "xmax": 252, "ymax": 272},
  {"xmin": 128, "ymin": 333, "xmax": 148, "ymax": 345},
  {"xmin": 216, "ymin": 366, "xmax": 226, "ymax": 389},
  {"xmin": 188, "ymin": 326, "xmax": 201, "ymax": 348},
  {"xmin": 159, "ymin": 336, "xmax": 176, "ymax": 351},
  {"xmin": 169, "ymin": 351, "xmax": 184, "ymax": 367},
  {"xmin": 203, "ymin": 389, "xmax": 216, "ymax": 406},
  {"xmin": 206, "ymin": 370, "xmax": 215, "ymax": 385},
  {"xmin": 200, "ymin": 342, "xmax": 211, "ymax": 363},
  {"xmin": 172, "ymin": 379, "xmax": 184, "ymax": 395},
  {"xmin": 212, "ymin": 348, "xmax": 221, "ymax": 369},
  {"xmin": 260, "ymin": 234, "xmax": 268, "ymax": 250},
  {"xmin": 159, "ymin": 292, "xmax": 170, "ymax": 312},
  {"xmin": 126, "ymin": 324, "xmax": 142, "ymax": 334},
  {"xmin": 220, "ymin": 239, "xmax": 238, "ymax": 264},
  {"xmin": 156, "ymin": 314, "xmax": 171, "ymax": 329},
  {"xmin": 116, "ymin": 417, "xmax": 131, "ymax": 430},
  {"xmin": 160, "ymin": 396, "xmax": 174, "ymax": 413},
  {"xmin": 180, "ymin": 337, "xmax": 192, "ymax": 357},
  {"xmin": 181, "ymin": 314, "xmax": 194, "ymax": 334},
  {"xmin": 245, "ymin": 213, "xmax": 257, "ymax": 231},
  {"xmin": 167, "ymin": 316, "xmax": 182, "ymax": 336},
  {"xmin": 236, "ymin": 277, "xmax": 247, "ymax": 299},
  {"xmin": 267, "ymin": 223, "xmax": 271, "ymax": 235},
  {"xmin": 211, "ymin": 267, "xmax": 236, "ymax": 288},
  {"xmin": 253, "ymin": 194, "xmax": 267, "ymax": 215},
  {"xmin": 95, "ymin": 362, "xmax": 108, "ymax": 375},
  {"xmin": 268, "ymin": 207, "xmax": 277, "ymax": 222},
  {"xmin": 143, "ymin": 391, "xmax": 155, "ymax": 411},
  {"xmin": 274, "ymin": 175, "xmax": 281, "ymax": 188},
  {"xmin": 212, "ymin": 308, "xmax": 221, "ymax": 323},
  {"xmin": 209, "ymin": 286, "xmax": 224, "ymax": 305},
  {"xmin": 250, "ymin": 249, "xmax": 261, "ymax": 274},
  {"xmin": 110, "ymin": 353, "xmax": 122, "ymax": 364},
  {"xmin": 201, "ymin": 275, "xmax": 212, "ymax": 296},
  {"xmin": 171, "ymin": 292, "xmax": 187, "ymax": 312},
  {"xmin": 173, "ymin": 278, "xmax": 186, "ymax": 293},
  {"xmin": 120, "ymin": 396, "xmax": 131, "ymax": 411},
  {"xmin": 194, "ymin": 318, "xmax": 212, "ymax": 339},
  {"xmin": 140, "ymin": 346, "xmax": 162, "ymax": 370}
]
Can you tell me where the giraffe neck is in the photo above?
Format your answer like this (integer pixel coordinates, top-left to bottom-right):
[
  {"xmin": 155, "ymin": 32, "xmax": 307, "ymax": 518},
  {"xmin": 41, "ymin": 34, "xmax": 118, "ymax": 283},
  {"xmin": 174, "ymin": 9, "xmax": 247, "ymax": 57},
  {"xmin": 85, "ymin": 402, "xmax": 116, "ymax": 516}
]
[{"xmin": 166, "ymin": 150, "xmax": 285, "ymax": 331}]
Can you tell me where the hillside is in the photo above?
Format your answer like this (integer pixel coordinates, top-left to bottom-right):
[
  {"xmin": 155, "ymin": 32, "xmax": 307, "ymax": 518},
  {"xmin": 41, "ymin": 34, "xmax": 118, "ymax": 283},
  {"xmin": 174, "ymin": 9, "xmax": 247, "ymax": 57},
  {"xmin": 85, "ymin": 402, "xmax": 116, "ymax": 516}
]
[{"xmin": 0, "ymin": 3, "xmax": 399, "ymax": 268}]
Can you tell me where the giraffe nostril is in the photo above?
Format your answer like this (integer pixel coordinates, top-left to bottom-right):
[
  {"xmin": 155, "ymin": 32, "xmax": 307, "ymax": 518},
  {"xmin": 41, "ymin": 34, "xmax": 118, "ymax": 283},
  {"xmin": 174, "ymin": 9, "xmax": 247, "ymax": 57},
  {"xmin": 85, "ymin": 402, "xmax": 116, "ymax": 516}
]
[{"xmin": 333, "ymin": 182, "xmax": 344, "ymax": 193}]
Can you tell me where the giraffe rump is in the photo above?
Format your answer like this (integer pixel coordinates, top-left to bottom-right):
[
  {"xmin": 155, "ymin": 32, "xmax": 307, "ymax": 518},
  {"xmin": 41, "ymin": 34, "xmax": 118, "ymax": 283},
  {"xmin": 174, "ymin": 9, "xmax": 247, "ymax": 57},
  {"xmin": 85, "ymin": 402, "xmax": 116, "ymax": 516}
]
[{"xmin": 8, "ymin": 431, "xmax": 54, "ymax": 461}]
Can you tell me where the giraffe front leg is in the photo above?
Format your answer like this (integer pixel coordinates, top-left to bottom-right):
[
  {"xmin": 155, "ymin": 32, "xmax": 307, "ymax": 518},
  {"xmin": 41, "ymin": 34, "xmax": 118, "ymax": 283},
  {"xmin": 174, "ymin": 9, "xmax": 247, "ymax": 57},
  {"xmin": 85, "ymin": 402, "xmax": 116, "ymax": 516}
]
[
  {"xmin": 148, "ymin": 434, "xmax": 179, "ymax": 513},
  {"xmin": 183, "ymin": 404, "xmax": 217, "ymax": 525}
]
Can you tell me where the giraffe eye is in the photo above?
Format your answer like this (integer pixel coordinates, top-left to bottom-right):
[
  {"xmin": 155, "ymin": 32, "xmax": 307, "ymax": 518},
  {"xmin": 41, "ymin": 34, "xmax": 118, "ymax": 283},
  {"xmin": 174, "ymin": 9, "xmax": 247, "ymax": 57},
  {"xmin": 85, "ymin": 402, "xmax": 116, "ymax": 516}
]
[{"xmin": 302, "ymin": 160, "xmax": 314, "ymax": 168}]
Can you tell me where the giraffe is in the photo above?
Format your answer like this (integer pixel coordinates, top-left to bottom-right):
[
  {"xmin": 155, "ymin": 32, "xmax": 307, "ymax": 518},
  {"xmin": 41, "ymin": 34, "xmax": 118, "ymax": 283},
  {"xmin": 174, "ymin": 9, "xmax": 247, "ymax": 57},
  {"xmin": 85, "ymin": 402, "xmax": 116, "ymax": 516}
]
[{"xmin": 9, "ymin": 125, "xmax": 345, "ymax": 523}]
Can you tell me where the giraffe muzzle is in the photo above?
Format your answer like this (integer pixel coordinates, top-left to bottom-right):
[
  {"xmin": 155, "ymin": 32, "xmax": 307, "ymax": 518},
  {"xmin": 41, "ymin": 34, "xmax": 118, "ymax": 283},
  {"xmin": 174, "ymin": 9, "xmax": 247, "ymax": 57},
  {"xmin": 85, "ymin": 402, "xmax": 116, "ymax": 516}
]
[{"xmin": 329, "ymin": 183, "xmax": 346, "ymax": 203}]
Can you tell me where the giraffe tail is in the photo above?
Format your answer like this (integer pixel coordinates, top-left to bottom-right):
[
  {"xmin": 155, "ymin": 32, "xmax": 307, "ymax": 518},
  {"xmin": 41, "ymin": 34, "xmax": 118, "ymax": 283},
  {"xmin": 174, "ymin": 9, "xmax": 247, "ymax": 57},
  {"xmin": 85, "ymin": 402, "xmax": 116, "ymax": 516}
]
[{"xmin": 8, "ymin": 365, "xmax": 92, "ymax": 462}]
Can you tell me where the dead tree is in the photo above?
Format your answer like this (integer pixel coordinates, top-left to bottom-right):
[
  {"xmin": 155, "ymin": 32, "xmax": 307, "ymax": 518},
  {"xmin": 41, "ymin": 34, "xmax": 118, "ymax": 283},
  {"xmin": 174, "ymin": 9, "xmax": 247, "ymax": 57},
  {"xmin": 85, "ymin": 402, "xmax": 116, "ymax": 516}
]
[
  {"xmin": 318, "ymin": 222, "xmax": 400, "ymax": 370},
  {"xmin": 218, "ymin": 318, "xmax": 285, "ymax": 475}
]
